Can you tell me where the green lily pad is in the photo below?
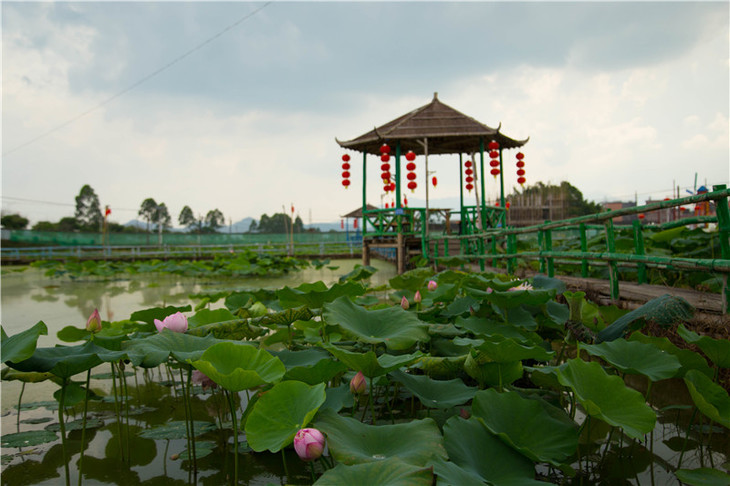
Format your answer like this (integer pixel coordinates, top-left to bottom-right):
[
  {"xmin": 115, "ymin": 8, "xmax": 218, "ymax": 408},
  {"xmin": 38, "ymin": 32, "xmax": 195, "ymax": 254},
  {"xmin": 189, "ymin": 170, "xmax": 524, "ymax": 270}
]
[
  {"xmin": 677, "ymin": 325, "xmax": 730, "ymax": 369},
  {"xmin": 1, "ymin": 321, "xmax": 48, "ymax": 364},
  {"xmin": 321, "ymin": 344, "xmax": 422, "ymax": 378},
  {"xmin": 321, "ymin": 383, "xmax": 354, "ymax": 412},
  {"xmin": 441, "ymin": 416, "xmax": 542, "ymax": 485},
  {"xmin": 475, "ymin": 335, "xmax": 554, "ymax": 362},
  {"xmin": 1, "ymin": 430, "xmax": 57, "ymax": 448},
  {"xmin": 45, "ymin": 417, "xmax": 105, "ymax": 432},
  {"xmin": 675, "ymin": 467, "xmax": 730, "ymax": 486},
  {"xmin": 270, "ymin": 348, "xmax": 347, "ymax": 385},
  {"xmin": 314, "ymin": 457, "xmax": 433, "ymax": 486},
  {"xmin": 6, "ymin": 341, "xmax": 121, "ymax": 379},
  {"xmin": 323, "ymin": 297, "xmax": 429, "ymax": 351},
  {"xmin": 454, "ymin": 316, "xmax": 531, "ymax": 342},
  {"xmin": 315, "ymin": 408, "xmax": 447, "ymax": 466},
  {"xmin": 464, "ymin": 350, "xmax": 523, "ymax": 388},
  {"xmin": 179, "ymin": 441, "xmax": 216, "ymax": 460},
  {"xmin": 580, "ymin": 339, "xmax": 682, "ymax": 382},
  {"xmin": 245, "ymin": 381, "xmax": 326, "ymax": 452},
  {"xmin": 57, "ymin": 325, "xmax": 91, "ymax": 343},
  {"xmin": 414, "ymin": 355, "xmax": 467, "ymax": 379},
  {"xmin": 53, "ymin": 382, "xmax": 88, "ymax": 407},
  {"xmin": 557, "ymin": 358, "xmax": 656, "ymax": 440},
  {"xmin": 472, "ymin": 388, "xmax": 578, "ymax": 466},
  {"xmin": 277, "ymin": 281, "xmax": 366, "ymax": 309},
  {"xmin": 389, "ymin": 369, "xmax": 476, "ymax": 409},
  {"xmin": 125, "ymin": 328, "xmax": 231, "ymax": 368},
  {"xmin": 138, "ymin": 421, "xmax": 217, "ymax": 440},
  {"xmin": 683, "ymin": 369, "xmax": 730, "ymax": 429},
  {"xmin": 190, "ymin": 342, "xmax": 285, "ymax": 392},
  {"xmin": 187, "ymin": 308, "xmax": 237, "ymax": 329},
  {"xmin": 129, "ymin": 305, "xmax": 192, "ymax": 324},
  {"xmin": 629, "ymin": 333, "xmax": 713, "ymax": 379}
]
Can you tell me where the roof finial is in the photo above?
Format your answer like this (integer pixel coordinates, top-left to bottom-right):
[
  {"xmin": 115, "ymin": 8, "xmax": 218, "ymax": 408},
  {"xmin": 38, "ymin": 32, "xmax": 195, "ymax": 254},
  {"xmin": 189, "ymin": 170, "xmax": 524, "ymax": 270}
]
[{"xmin": 433, "ymin": 92, "xmax": 439, "ymax": 100}]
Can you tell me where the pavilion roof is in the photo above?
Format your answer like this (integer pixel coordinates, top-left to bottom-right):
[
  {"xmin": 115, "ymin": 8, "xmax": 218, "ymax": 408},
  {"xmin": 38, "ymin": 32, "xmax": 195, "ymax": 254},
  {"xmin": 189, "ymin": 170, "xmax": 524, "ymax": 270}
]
[
  {"xmin": 341, "ymin": 204, "xmax": 379, "ymax": 218},
  {"xmin": 336, "ymin": 93, "xmax": 528, "ymax": 156}
]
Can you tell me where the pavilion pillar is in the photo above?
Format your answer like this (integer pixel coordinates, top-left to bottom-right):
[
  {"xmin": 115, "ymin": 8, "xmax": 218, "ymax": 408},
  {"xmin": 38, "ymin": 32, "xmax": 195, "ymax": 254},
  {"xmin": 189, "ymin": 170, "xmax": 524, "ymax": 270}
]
[
  {"xmin": 499, "ymin": 147, "xmax": 506, "ymax": 226},
  {"xmin": 459, "ymin": 153, "xmax": 464, "ymax": 233},
  {"xmin": 479, "ymin": 138, "xmax": 486, "ymax": 229}
]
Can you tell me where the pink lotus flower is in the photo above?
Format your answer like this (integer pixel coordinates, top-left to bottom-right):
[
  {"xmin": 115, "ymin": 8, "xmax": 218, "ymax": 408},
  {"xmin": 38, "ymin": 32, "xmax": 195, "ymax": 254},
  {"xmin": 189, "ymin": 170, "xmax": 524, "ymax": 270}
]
[
  {"xmin": 350, "ymin": 371, "xmax": 366, "ymax": 394},
  {"xmin": 192, "ymin": 370, "xmax": 217, "ymax": 390},
  {"xmin": 293, "ymin": 428, "xmax": 325, "ymax": 462},
  {"xmin": 427, "ymin": 280, "xmax": 438, "ymax": 291},
  {"xmin": 414, "ymin": 290, "xmax": 422, "ymax": 303},
  {"xmin": 86, "ymin": 308, "xmax": 101, "ymax": 333},
  {"xmin": 400, "ymin": 296, "xmax": 410, "ymax": 310},
  {"xmin": 508, "ymin": 282, "xmax": 533, "ymax": 291},
  {"xmin": 154, "ymin": 312, "xmax": 188, "ymax": 333}
]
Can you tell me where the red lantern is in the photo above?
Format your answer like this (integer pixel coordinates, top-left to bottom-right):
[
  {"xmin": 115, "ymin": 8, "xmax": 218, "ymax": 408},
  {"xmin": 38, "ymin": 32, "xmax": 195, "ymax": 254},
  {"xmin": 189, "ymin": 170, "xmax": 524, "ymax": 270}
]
[
  {"xmin": 466, "ymin": 176, "xmax": 474, "ymax": 183},
  {"xmin": 490, "ymin": 168, "xmax": 500, "ymax": 177},
  {"xmin": 342, "ymin": 154, "xmax": 351, "ymax": 162},
  {"xmin": 407, "ymin": 172, "xmax": 417, "ymax": 181},
  {"xmin": 516, "ymin": 152, "xmax": 524, "ymax": 160},
  {"xmin": 342, "ymin": 179, "xmax": 351, "ymax": 188},
  {"xmin": 465, "ymin": 168, "xmax": 473, "ymax": 175},
  {"xmin": 403, "ymin": 197, "xmax": 408, "ymax": 206},
  {"xmin": 432, "ymin": 176, "xmax": 438, "ymax": 187},
  {"xmin": 406, "ymin": 162, "xmax": 416, "ymax": 171},
  {"xmin": 516, "ymin": 161, "xmax": 525, "ymax": 168},
  {"xmin": 381, "ymin": 163, "xmax": 390, "ymax": 171},
  {"xmin": 342, "ymin": 162, "xmax": 350, "ymax": 170},
  {"xmin": 353, "ymin": 218, "xmax": 358, "ymax": 229},
  {"xmin": 517, "ymin": 176, "xmax": 526, "ymax": 185},
  {"xmin": 465, "ymin": 160, "xmax": 473, "ymax": 167},
  {"xmin": 381, "ymin": 153, "xmax": 390, "ymax": 162},
  {"xmin": 408, "ymin": 181, "xmax": 417, "ymax": 192},
  {"xmin": 488, "ymin": 140, "xmax": 499, "ymax": 150},
  {"xmin": 506, "ymin": 201, "xmax": 511, "ymax": 209},
  {"xmin": 341, "ymin": 219, "xmax": 344, "ymax": 229},
  {"xmin": 489, "ymin": 150, "xmax": 499, "ymax": 159},
  {"xmin": 381, "ymin": 171, "xmax": 391, "ymax": 181},
  {"xmin": 489, "ymin": 160, "xmax": 499, "ymax": 168},
  {"xmin": 638, "ymin": 213, "xmax": 645, "ymax": 220},
  {"xmin": 466, "ymin": 183, "xmax": 474, "ymax": 192},
  {"xmin": 342, "ymin": 171, "xmax": 351, "ymax": 178},
  {"xmin": 380, "ymin": 144, "xmax": 391, "ymax": 154},
  {"xmin": 517, "ymin": 169, "xmax": 525, "ymax": 176},
  {"xmin": 405, "ymin": 151, "xmax": 416, "ymax": 161},
  {"xmin": 389, "ymin": 182, "xmax": 396, "ymax": 192}
]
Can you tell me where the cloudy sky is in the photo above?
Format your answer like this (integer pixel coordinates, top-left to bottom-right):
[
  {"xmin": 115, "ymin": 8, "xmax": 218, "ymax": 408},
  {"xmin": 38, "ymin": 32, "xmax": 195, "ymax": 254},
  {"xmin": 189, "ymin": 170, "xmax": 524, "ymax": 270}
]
[{"xmin": 2, "ymin": 1, "xmax": 728, "ymax": 227}]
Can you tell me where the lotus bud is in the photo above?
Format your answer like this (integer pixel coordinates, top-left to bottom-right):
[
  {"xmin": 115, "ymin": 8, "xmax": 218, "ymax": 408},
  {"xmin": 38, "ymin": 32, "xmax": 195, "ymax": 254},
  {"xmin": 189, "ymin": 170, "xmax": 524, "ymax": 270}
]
[
  {"xmin": 427, "ymin": 280, "xmax": 438, "ymax": 291},
  {"xmin": 459, "ymin": 408, "xmax": 471, "ymax": 419},
  {"xmin": 400, "ymin": 296, "xmax": 410, "ymax": 310},
  {"xmin": 414, "ymin": 290, "xmax": 422, "ymax": 303},
  {"xmin": 350, "ymin": 371, "xmax": 366, "ymax": 394},
  {"xmin": 154, "ymin": 312, "xmax": 188, "ymax": 333},
  {"xmin": 86, "ymin": 308, "xmax": 101, "ymax": 333},
  {"xmin": 293, "ymin": 428, "xmax": 325, "ymax": 462}
]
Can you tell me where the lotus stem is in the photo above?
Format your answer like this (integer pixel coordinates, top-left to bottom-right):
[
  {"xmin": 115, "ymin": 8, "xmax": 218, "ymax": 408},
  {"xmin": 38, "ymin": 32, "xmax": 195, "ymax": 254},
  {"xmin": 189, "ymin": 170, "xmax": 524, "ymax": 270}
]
[
  {"xmin": 186, "ymin": 367, "xmax": 198, "ymax": 475},
  {"xmin": 226, "ymin": 390, "xmax": 239, "ymax": 485},
  {"xmin": 110, "ymin": 362, "xmax": 124, "ymax": 462},
  {"xmin": 179, "ymin": 367, "xmax": 193, "ymax": 473},
  {"xmin": 281, "ymin": 448, "xmax": 289, "ymax": 483},
  {"xmin": 16, "ymin": 381, "xmax": 25, "ymax": 433},
  {"xmin": 77, "ymin": 369, "xmax": 92, "ymax": 486},
  {"xmin": 368, "ymin": 377, "xmax": 376, "ymax": 424},
  {"xmin": 677, "ymin": 407, "xmax": 698, "ymax": 469},
  {"xmin": 120, "ymin": 362, "xmax": 131, "ymax": 462},
  {"xmin": 58, "ymin": 380, "xmax": 70, "ymax": 486}
]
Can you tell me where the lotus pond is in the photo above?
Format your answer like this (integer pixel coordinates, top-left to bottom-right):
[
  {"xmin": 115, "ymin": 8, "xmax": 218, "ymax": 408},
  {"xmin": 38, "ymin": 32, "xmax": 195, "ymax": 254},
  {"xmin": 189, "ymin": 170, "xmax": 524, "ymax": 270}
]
[{"xmin": 1, "ymin": 259, "xmax": 729, "ymax": 485}]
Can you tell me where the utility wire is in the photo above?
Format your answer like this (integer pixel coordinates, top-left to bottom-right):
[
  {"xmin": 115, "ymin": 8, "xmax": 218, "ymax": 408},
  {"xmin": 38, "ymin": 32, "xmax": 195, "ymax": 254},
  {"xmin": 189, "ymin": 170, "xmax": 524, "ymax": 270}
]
[{"xmin": 1, "ymin": 2, "xmax": 271, "ymax": 159}]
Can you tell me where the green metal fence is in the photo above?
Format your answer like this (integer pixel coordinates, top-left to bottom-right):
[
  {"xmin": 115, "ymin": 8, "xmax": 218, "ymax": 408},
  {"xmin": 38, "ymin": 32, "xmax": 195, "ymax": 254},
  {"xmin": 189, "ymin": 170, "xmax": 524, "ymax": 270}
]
[{"xmin": 426, "ymin": 185, "xmax": 730, "ymax": 313}]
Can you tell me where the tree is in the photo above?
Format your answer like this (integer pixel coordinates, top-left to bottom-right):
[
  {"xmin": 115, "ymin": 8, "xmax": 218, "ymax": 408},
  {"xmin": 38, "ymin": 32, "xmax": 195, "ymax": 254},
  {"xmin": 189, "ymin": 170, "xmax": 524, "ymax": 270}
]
[
  {"xmin": 248, "ymin": 220, "xmax": 258, "ymax": 233},
  {"xmin": 255, "ymin": 213, "xmax": 291, "ymax": 233},
  {"xmin": 205, "ymin": 209, "xmax": 225, "ymax": 232},
  {"xmin": 153, "ymin": 203, "xmax": 172, "ymax": 231},
  {"xmin": 1, "ymin": 213, "xmax": 29, "ymax": 230},
  {"xmin": 138, "ymin": 198, "xmax": 158, "ymax": 234},
  {"xmin": 294, "ymin": 216, "xmax": 304, "ymax": 233},
  {"xmin": 75, "ymin": 185, "xmax": 103, "ymax": 231},
  {"xmin": 179, "ymin": 205, "xmax": 197, "ymax": 230}
]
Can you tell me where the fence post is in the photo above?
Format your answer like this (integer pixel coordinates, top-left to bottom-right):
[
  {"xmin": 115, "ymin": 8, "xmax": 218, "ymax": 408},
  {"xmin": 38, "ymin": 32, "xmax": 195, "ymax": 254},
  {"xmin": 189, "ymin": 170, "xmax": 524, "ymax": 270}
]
[
  {"xmin": 632, "ymin": 219, "xmax": 647, "ymax": 285},
  {"xmin": 579, "ymin": 223, "xmax": 588, "ymax": 278},
  {"xmin": 506, "ymin": 232, "xmax": 516, "ymax": 275},
  {"xmin": 604, "ymin": 219, "xmax": 620, "ymax": 300},
  {"xmin": 713, "ymin": 184, "xmax": 729, "ymax": 313},
  {"xmin": 539, "ymin": 222, "xmax": 554, "ymax": 277},
  {"xmin": 490, "ymin": 234, "xmax": 497, "ymax": 268},
  {"xmin": 477, "ymin": 237, "xmax": 485, "ymax": 271},
  {"xmin": 538, "ymin": 230, "xmax": 545, "ymax": 274}
]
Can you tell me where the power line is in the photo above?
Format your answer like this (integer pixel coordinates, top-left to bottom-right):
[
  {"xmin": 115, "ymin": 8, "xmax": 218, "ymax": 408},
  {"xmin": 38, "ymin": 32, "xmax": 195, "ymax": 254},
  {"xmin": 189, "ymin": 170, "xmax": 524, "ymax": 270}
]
[
  {"xmin": 1, "ymin": 196, "xmax": 137, "ymax": 212},
  {"xmin": 1, "ymin": 2, "xmax": 271, "ymax": 159}
]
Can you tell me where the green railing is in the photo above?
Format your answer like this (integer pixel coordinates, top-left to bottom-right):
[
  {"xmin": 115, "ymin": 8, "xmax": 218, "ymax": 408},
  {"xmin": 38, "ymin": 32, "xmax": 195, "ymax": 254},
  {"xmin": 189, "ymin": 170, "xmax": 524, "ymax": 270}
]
[{"xmin": 425, "ymin": 185, "xmax": 730, "ymax": 312}]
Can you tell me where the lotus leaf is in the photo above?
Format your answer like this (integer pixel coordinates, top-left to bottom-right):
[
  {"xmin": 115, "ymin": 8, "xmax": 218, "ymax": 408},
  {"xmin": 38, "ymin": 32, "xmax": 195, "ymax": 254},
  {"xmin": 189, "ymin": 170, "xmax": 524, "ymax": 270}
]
[
  {"xmin": 683, "ymin": 370, "xmax": 730, "ymax": 429},
  {"xmin": 472, "ymin": 388, "xmax": 578, "ymax": 466},
  {"xmin": 187, "ymin": 308, "xmax": 237, "ymax": 329},
  {"xmin": 454, "ymin": 316, "xmax": 532, "ymax": 342},
  {"xmin": 321, "ymin": 343, "xmax": 422, "ymax": 378},
  {"xmin": 129, "ymin": 305, "xmax": 192, "ymax": 325},
  {"xmin": 415, "ymin": 355, "xmax": 467, "ymax": 379},
  {"xmin": 138, "ymin": 421, "xmax": 217, "ymax": 440},
  {"xmin": 557, "ymin": 358, "xmax": 656, "ymax": 440},
  {"xmin": 339, "ymin": 264, "xmax": 377, "ymax": 282},
  {"xmin": 389, "ymin": 369, "xmax": 476, "ymax": 409},
  {"xmin": 475, "ymin": 335, "xmax": 554, "ymax": 362},
  {"xmin": 532, "ymin": 274, "xmax": 566, "ymax": 294},
  {"xmin": 323, "ymin": 296, "xmax": 429, "ymax": 350},
  {"xmin": 124, "ymin": 329, "xmax": 228, "ymax": 368},
  {"xmin": 180, "ymin": 440, "xmax": 216, "ymax": 460},
  {"xmin": 7, "ymin": 341, "xmax": 123, "ymax": 379},
  {"xmin": 677, "ymin": 325, "xmax": 730, "ymax": 369},
  {"xmin": 315, "ymin": 408, "xmax": 447, "ymax": 466},
  {"xmin": 1, "ymin": 430, "xmax": 58, "ymax": 448},
  {"xmin": 190, "ymin": 342, "xmax": 285, "ymax": 392},
  {"xmin": 580, "ymin": 339, "xmax": 682, "ymax": 382},
  {"xmin": 440, "ymin": 295, "xmax": 479, "ymax": 318},
  {"xmin": 505, "ymin": 306, "xmax": 538, "ymax": 331},
  {"xmin": 388, "ymin": 268, "xmax": 433, "ymax": 291},
  {"xmin": 245, "ymin": 381, "xmax": 326, "ymax": 452},
  {"xmin": 464, "ymin": 351, "xmax": 523, "ymax": 388},
  {"xmin": 277, "ymin": 281, "xmax": 366, "ymax": 309},
  {"xmin": 596, "ymin": 294, "xmax": 694, "ymax": 342},
  {"xmin": 270, "ymin": 348, "xmax": 347, "ymax": 385},
  {"xmin": 321, "ymin": 383, "xmax": 354, "ymax": 412},
  {"xmin": 1, "ymin": 321, "xmax": 48, "ymax": 364},
  {"xmin": 314, "ymin": 457, "xmax": 433, "ymax": 486},
  {"xmin": 675, "ymin": 467, "xmax": 730, "ymax": 486},
  {"xmin": 441, "ymin": 416, "xmax": 543, "ymax": 485},
  {"xmin": 629, "ymin": 332, "xmax": 713, "ymax": 378}
]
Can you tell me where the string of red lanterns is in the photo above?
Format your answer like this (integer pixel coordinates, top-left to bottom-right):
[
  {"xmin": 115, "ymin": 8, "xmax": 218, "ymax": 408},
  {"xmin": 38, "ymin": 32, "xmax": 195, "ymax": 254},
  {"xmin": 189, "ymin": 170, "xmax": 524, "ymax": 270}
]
[
  {"xmin": 488, "ymin": 140, "xmax": 500, "ymax": 178},
  {"xmin": 405, "ymin": 151, "xmax": 417, "ymax": 192},
  {"xmin": 464, "ymin": 160, "xmax": 474, "ymax": 192},
  {"xmin": 516, "ymin": 152, "xmax": 526, "ymax": 186},
  {"xmin": 341, "ymin": 154, "xmax": 351, "ymax": 188}
]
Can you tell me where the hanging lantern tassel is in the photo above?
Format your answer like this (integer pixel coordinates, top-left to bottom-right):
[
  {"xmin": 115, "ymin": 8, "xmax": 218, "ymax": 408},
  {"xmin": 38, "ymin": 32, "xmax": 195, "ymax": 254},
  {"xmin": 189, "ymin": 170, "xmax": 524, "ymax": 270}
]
[{"xmin": 516, "ymin": 152, "xmax": 526, "ymax": 186}]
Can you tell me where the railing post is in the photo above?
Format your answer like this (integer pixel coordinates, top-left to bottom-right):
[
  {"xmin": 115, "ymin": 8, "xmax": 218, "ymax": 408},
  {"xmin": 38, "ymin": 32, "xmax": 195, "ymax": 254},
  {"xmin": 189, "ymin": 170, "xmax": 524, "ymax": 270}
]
[
  {"xmin": 632, "ymin": 219, "xmax": 647, "ymax": 285},
  {"xmin": 579, "ymin": 223, "xmax": 588, "ymax": 278},
  {"xmin": 443, "ymin": 236, "xmax": 449, "ymax": 257},
  {"xmin": 539, "ymin": 223, "xmax": 554, "ymax": 277},
  {"xmin": 490, "ymin": 234, "xmax": 497, "ymax": 268},
  {"xmin": 506, "ymin": 232, "xmax": 516, "ymax": 275},
  {"xmin": 537, "ymin": 230, "xmax": 545, "ymax": 274},
  {"xmin": 477, "ymin": 237, "xmax": 485, "ymax": 271},
  {"xmin": 604, "ymin": 219, "xmax": 620, "ymax": 300},
  {"xmin": 713, "ymin": 184, "xmax": 729, "ymax": 313}
]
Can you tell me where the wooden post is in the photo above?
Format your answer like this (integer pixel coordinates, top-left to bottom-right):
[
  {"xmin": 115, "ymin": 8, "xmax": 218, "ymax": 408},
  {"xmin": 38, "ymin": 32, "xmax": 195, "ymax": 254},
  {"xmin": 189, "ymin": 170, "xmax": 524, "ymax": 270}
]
[{"xmin": 362, "ymin": 239, "xmax": 370, "ymax": 266}]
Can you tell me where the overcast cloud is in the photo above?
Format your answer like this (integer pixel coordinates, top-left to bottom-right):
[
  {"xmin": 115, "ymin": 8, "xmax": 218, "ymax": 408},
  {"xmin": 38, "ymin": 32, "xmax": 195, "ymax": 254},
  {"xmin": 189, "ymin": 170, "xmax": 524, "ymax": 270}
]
[{"xmin": 2, "ymin": 1, "xmax": 728, "ymax": 227}]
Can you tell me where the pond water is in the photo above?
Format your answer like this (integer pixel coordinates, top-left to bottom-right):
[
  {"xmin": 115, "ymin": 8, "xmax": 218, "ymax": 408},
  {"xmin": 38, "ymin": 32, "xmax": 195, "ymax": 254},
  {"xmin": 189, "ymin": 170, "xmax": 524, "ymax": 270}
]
[{"xmin": 1, "ymin": 260, "xmax": 728, "ymax": 485}]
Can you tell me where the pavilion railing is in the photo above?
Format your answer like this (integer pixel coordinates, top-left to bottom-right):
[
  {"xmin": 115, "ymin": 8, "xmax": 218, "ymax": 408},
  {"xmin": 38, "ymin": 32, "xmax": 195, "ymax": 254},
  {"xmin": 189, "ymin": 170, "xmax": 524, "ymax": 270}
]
[{"xmin": 426, "ymin": 184, "xmax": 730, "ymax": 313}]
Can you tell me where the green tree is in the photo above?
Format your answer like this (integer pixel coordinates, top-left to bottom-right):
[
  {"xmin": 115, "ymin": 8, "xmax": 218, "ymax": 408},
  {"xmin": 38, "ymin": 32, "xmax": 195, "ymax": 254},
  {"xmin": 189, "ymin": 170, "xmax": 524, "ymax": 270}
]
[
  {"xmin": 179, "ymin": 205, "xmax": 197, "ymax": 230},
  {"xmin": 248, "ymin": 220, "xmax": 258, "ymax": 233},
  {"xmin": 153, "ymin": 203, "xmax": 172, "ymax": 231},
  {"xmin": 294, "ymin": 216, "xmax": 304, "ymax": 233},
  {"xmin": 256, "ymin": 213, "xmax": 291, "ymax": 233},
  {"xmin": 1, "ymin": 213, "xmax": 29, "ymax": 230},
  {"xmin": 205, "ymin": 209, "xmax": 225, "ymax": 232},
  {"xmin": 32, "ymin": 221, "xmax": 57, "ymax": 231},
  {"xmin": 138, "ymin": 198, "xmax": 158, "ymax": 234},
  {"xmin": 74, "ymin": 185, "xmax": 103, "ymax": 231}
]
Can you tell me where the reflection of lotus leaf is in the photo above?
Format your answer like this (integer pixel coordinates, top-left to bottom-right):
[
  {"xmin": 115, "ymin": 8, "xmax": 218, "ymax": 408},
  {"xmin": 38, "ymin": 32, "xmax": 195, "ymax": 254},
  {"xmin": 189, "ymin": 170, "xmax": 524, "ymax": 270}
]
[
  {"xmin": 315, "ymin": 408, "xmax": 446, "ymax": 466},
  {"xmin": 323, "ymin": 297, "xmax": 429, "ymax": 351},
  {"xmin": 190, "ymin": 342, "xmax": 285, "ymax": 392}
]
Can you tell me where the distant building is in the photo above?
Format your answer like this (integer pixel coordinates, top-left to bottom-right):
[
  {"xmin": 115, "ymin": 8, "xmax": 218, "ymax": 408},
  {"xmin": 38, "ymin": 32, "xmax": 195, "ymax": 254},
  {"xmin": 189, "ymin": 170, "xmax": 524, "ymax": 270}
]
[{"xmin": 602, "ymin": 201, "xmax": 637, "ymax": 224}]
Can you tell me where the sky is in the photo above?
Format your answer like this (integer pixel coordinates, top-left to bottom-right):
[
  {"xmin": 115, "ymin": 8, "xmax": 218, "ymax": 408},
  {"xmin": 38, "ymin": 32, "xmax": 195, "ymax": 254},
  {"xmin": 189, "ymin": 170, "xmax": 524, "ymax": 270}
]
[{"xmin": 2, "ymin": 1, "xmax": 729, "ymax": 228}]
